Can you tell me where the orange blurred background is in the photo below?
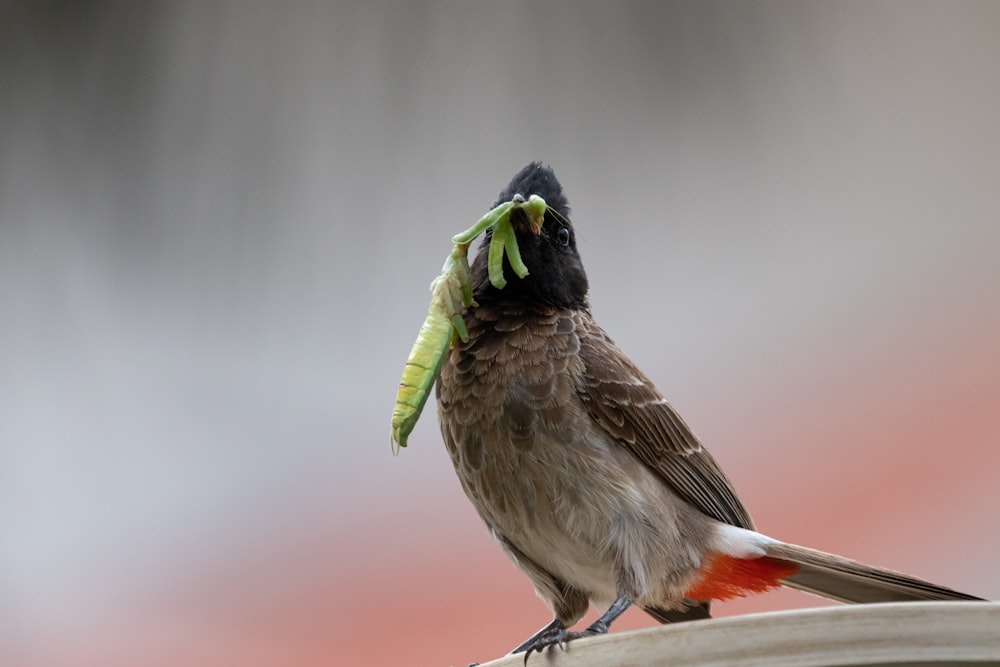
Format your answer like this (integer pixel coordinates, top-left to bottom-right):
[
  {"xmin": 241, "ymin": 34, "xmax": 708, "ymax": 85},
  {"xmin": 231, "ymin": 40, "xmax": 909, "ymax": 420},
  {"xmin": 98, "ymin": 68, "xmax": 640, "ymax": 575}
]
[{"xmin": 3, "ymin": 3, "xmax": 999, "ymax": 666}]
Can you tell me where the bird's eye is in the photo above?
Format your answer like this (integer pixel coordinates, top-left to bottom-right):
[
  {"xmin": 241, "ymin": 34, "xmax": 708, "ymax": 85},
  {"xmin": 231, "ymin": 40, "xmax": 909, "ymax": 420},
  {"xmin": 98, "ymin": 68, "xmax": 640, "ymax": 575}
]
[{"xmin": 557, "ymin": 227, "xmax": 571, "ymax": 247}]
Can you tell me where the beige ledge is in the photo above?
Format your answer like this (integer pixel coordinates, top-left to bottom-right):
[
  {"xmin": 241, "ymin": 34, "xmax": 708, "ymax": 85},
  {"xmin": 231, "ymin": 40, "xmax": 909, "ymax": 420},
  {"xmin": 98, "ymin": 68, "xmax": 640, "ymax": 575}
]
[{"xmin": 479, "ymin": 602, "xmax": 1000, "ymax": 667}]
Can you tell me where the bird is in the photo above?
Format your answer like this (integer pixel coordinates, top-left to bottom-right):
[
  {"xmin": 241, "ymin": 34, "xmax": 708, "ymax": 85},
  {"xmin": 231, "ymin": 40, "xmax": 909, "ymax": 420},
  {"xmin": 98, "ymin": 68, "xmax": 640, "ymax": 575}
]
[{"xmin": 434, "ymin": 162, "xmax": 984, "ymax": 658}]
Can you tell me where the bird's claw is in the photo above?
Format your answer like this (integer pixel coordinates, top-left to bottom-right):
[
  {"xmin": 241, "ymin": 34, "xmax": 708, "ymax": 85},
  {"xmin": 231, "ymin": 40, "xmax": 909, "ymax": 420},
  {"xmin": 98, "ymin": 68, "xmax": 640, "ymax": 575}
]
[
  {"xmin": 522, "ymin": 625, "xmax": 605, "ymax": 664},
  {"xmin": 522, "ymin": 624, "xmax": 568, "ymax": 664}
]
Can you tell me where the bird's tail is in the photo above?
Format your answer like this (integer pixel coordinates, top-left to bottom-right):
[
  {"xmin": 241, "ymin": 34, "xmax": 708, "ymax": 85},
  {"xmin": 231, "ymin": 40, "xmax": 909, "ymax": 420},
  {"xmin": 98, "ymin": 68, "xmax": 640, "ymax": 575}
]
[
  {"xmin": 763, "ymin": 541, "xmax": 984, "ymax": 603},
  {"xmin": 650, "ymin": 529, "xmax": 985, "ymax": 627}
]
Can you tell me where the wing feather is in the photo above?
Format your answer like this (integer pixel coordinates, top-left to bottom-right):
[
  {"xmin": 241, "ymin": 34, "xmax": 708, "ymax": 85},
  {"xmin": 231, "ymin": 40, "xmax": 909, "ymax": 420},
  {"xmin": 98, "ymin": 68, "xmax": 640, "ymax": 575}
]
[{"xmin": 575, "ymin": 315, "xmax": 755, "ymax": 530}]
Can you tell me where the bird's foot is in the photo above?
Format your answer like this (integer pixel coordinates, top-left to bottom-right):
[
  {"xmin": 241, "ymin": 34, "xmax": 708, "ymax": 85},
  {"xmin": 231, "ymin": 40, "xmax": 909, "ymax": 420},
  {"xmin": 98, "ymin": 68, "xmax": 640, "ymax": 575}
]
[
  {"xmin": 515, "ymin": 597, "xmax": 632, "ymax": 663},
  {"xmin": 520, "ymin": 623, "xmax": 568, "ymax": 664},
  {"xmin": 520, "ymin": 621, "xmax": 608, "ymax": 663}
]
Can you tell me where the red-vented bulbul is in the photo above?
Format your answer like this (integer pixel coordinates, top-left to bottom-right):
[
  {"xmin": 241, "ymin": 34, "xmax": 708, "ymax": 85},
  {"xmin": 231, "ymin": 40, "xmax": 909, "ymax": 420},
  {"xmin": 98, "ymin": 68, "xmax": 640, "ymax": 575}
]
[{"xmin": 435, "ymin": 162, "xmax": 983, "ymax": 657}]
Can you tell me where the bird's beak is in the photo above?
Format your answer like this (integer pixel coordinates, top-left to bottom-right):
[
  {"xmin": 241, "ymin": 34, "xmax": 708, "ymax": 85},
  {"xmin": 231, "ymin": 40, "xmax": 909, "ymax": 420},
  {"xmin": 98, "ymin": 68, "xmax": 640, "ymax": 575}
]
[
  {"xmin": 525, "ymin": 194, "xmax": 546, "ymax": 235},
  {"xmin": 511, "ymin": 207, "xmax": 544, "ymax": 236}
]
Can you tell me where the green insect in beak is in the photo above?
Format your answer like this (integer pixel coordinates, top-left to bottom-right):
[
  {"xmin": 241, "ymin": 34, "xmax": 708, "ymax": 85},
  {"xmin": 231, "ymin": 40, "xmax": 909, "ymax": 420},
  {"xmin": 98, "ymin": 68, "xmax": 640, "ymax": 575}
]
[{"xmin": 390, "ymin": 194, "xmax": 547, "ymax": 453}]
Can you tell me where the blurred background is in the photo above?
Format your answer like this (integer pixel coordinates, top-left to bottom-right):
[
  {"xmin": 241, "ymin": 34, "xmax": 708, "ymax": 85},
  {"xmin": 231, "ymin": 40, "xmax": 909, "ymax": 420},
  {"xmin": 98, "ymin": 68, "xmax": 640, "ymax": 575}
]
[{"xmin": 3, "ymin": 2, "xmax": 999, "ymax": 665}]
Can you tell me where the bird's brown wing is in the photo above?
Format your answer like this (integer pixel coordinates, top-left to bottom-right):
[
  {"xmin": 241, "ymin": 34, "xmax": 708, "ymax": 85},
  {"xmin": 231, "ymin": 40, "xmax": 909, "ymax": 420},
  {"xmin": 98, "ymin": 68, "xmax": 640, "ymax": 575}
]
[{"xmin": 575, "ymin": 315, "xmax": 755, "ymax": 530}]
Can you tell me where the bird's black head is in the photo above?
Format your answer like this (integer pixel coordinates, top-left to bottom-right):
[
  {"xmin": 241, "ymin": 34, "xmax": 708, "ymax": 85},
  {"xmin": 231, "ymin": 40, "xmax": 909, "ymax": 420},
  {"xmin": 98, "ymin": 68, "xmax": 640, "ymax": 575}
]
[{"xmin": 471, "ymin": 162, "xmax": 589, "ymax": 310}]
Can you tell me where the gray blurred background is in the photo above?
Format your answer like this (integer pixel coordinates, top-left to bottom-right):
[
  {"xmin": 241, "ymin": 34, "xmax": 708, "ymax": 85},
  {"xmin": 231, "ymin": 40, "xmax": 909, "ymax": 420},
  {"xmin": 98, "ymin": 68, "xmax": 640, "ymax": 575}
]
[{"xmin": 3, "ymin": 2, "xmax": 999, "ymax": 665}]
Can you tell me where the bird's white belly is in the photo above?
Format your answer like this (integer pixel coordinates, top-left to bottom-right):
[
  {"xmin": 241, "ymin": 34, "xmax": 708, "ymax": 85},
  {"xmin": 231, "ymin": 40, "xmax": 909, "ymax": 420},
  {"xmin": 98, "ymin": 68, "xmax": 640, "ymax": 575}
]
[
  {"xmin": 506, "ymin": 498, "xmax": 622, "ymax": 608},
  {"xmin": 476, "ymin": 423, "xmax": 703, "ymax": 609}
]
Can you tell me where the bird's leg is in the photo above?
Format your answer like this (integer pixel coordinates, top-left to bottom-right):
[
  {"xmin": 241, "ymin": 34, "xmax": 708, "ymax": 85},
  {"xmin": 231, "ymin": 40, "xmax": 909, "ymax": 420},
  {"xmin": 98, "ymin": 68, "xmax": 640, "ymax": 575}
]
[{"xmin": 568, "ymin": 595, "xmax": 632, "ymax": 639}]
